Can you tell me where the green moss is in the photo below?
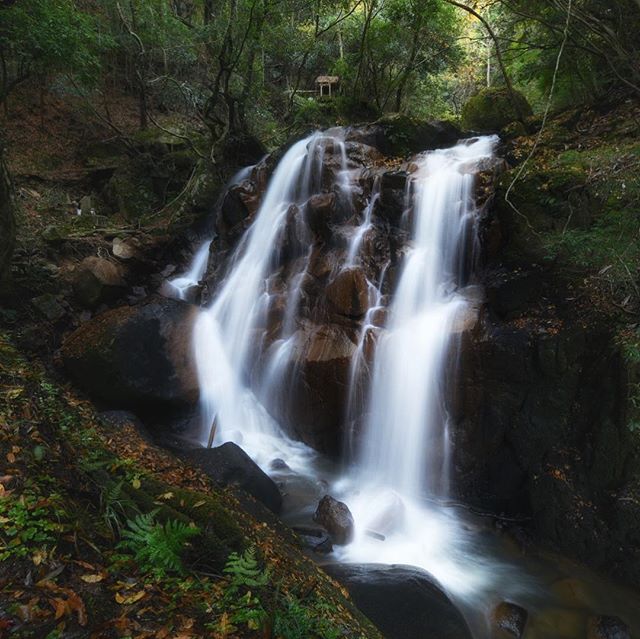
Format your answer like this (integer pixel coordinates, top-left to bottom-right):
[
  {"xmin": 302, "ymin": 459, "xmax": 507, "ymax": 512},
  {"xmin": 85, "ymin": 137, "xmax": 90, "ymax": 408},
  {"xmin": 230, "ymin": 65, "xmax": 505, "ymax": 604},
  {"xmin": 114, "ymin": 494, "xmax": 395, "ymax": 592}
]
[{"xmin": 462, "ymin": 87, "xmax": 532, "ymax": 132}]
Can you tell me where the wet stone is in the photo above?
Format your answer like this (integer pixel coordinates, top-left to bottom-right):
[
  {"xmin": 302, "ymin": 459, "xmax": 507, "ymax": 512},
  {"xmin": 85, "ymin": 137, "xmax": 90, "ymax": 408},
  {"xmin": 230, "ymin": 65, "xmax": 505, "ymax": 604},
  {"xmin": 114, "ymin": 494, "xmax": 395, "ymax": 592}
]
[
  {"xmin": 313, "ymin": 495, "xmax": 354, "ymax": 545},
  {"xmin": 587, "ymin": 616, "xmax": 631, "ymax": 639},
  {"xmin": 491, "ymin": 601, "xmax": 528, "ymax": 638}
]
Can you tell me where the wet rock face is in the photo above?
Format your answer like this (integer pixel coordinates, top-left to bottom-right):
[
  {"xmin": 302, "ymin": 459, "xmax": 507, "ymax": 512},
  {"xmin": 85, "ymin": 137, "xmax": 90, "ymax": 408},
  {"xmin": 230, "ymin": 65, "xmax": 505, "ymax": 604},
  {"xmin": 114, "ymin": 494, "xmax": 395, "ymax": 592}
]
[
  {"xmin": 587, "ymin": 615, "xmax": 631, "ymax": 639},
  {"xmin": 314, "ymin": 495, "xmax": 355, "ymax": 545},
  {"xmin": 324, "ymin": 564, "xmax": 473, "ymax": 639},
  {"xmin": 326, "ymin": 268, "xmax": 369, "ymax": 318},
  {"xmin": 61, "ymin": 296, "xmax": 198, "ymax": 410},
  {"xmin": 491, "ymin": 601, "xmax": 528, "ymax": 638},
  {"xmin": 453, "ymin": 167, "xmax": 640, "ymax": 586}
]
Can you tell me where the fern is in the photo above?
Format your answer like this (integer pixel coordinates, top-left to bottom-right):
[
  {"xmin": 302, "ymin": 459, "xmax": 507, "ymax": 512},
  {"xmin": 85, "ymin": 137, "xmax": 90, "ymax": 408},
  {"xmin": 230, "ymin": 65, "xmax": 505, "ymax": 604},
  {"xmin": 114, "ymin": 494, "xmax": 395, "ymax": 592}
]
[
  {"xmin": 117, "ymin": 510, "xmax": 200, "ymax": 576},
  {"xmin": 223, "ymin": 547, "xmax": 271, "ymax": 594}
]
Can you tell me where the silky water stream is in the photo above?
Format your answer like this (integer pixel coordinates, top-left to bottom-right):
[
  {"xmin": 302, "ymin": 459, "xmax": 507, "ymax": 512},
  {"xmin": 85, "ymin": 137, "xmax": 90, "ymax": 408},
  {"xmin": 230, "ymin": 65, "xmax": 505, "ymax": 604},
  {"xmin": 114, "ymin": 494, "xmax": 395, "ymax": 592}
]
[{"xmin": 168, "ymin": 132, "xmax": 640, "ymax": 638}]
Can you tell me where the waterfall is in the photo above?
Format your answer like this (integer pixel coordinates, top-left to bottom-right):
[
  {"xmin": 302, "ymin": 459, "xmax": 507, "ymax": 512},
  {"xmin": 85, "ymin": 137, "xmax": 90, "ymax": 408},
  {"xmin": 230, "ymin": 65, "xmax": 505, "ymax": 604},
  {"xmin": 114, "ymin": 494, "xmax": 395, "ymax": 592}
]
[
  {"xmin": 166, "ymin": 240, "xmax": 211, "ymax": 301},
  {"xmin": 358, "ymin": 136, "xmax": 497, "ymax": 497},
  {"xmin": 192, "ymin": 132, "xmax": 349, "ymax": 470}
]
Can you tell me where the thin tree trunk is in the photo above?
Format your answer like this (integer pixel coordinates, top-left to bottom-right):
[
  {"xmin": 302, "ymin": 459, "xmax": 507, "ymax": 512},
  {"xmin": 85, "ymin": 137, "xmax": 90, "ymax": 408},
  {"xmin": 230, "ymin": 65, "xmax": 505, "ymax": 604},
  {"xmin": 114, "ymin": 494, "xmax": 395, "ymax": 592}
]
[{"xmin": 0, "ymin": 139, "xmax": 16, "ymax": 285}]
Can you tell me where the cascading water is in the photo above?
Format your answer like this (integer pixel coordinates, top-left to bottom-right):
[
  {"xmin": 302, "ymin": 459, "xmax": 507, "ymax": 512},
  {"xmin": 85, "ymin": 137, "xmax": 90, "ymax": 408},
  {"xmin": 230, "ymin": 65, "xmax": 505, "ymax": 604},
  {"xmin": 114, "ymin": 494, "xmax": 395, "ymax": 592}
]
[
  {"xmin": 165, "ymin": 240, "xmax": 211, "ymax": 301},
  {"xmin": 192, "ymin": 133, "xmax": 350, "ymax": 472},
  {"xmin": 178, "ymin": 129, "xmax": 640, "ymax": 639},
  {"xmin": 358, "ymin": 137, "xmax": 494, "ymax": 497}
]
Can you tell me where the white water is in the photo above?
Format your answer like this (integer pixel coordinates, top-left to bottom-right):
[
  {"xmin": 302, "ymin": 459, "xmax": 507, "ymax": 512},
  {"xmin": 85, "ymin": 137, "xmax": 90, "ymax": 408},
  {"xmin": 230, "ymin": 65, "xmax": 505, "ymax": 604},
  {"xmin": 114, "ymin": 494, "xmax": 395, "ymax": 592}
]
[
  {"xmin": 358, "ymin": 138, "xmax": 494, "ymax": 496},
  {"xmin": 336, "ymin": 137, "xmax": 524, "ymax": 608},
  {"xmin": 166, "ymin": 240, "xmax": 211, "ymax": 301},
  {"xmin": 185, "ymin": 132, "xmax": 549, "ymax": 635},
  {"xmin": 192, "ymin": 134, "xmax": 345, "ymax": 474}
]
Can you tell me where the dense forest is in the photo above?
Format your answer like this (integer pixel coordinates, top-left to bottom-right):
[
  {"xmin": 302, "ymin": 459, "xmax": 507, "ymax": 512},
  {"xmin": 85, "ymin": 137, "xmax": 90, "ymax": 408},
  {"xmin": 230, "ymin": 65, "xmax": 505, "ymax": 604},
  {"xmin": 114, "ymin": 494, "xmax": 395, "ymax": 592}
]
[{"xmin": 1, "ymin": 1, "xmax": 640, "ymax": 638}]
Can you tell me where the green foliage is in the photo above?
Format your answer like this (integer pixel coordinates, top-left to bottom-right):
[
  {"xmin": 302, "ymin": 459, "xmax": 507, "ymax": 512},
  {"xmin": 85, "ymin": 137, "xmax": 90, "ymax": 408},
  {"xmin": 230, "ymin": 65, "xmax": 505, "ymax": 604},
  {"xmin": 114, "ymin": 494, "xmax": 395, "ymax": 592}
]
[
  {"xmin": 117, "ymin": 510, "xmax": 200, "ymax": 577},
  {"xmin": 223, "ymin": 546, "xmax": 271, "ymax": 594},
  {"xmin": 0, "ymin": 493, "xmax": 65, "ymax": 561},
  {"xmin": 215, "ymin": 547, "xmax": 349, "ymax": 637},
  {"xmin": 462, "ymin": 87, "xmax": 532, "ymax": 132},
  {"xmin": 0, "ymin": 0, "xmax": 104, "ymax": 96}
]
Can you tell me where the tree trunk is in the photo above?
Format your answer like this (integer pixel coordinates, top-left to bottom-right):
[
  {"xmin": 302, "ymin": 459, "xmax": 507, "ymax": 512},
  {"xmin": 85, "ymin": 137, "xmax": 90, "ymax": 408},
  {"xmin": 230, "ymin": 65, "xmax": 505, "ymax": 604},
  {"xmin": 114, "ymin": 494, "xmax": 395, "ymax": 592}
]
[{"xmin": 0, "ymin": 140, "xmax": 16, "ymax": 284}]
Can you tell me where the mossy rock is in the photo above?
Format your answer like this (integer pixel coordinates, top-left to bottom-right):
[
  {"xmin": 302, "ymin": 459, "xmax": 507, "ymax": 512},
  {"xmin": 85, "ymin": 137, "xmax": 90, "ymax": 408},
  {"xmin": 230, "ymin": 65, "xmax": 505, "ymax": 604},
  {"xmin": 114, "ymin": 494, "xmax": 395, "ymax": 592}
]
[
  {"xmin": 462, "ymin": 87, "xmax": 533, "ymax": 132},
  {"xmin": 105, "ymin": 154, "xmax": 163, "ymax": 220}
]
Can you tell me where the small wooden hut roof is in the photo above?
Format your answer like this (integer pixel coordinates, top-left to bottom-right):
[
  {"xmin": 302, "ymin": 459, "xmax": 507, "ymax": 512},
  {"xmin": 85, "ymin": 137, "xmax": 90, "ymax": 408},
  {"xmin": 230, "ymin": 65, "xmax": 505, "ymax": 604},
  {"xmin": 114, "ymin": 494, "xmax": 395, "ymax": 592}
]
[{"xmin": 315, "ymin": 75, "xmax": 340, "ymax": 84}]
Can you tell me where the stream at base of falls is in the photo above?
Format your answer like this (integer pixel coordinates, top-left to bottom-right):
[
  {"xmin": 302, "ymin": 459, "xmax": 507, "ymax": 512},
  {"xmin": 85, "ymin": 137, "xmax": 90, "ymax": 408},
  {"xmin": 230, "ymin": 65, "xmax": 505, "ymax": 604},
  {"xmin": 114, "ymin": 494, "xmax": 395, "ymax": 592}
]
[{"xmin": 168, "ymin": 130, "xmax": 640, "ymax": 638}]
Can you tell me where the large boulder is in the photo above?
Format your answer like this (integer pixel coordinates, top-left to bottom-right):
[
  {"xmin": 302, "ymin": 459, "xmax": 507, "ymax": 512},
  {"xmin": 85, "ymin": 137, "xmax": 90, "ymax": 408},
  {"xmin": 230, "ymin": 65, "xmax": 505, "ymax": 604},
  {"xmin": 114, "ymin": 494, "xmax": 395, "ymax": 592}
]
[
  {"xmin": 72, "ymin": 256, "xmax": 126, "ymax": 309},
  {"xmin": 347, "ymin": 116, "xmax": 461, "ymax": 157},
  {"xmin": 181, "ymin": 442, "xmax": 282, "ymax": 514},
  {"xmin": 61, "ymin": 296, "xmax": 198, "ymax": 410},
  {"xmin": 284, "ymin": 322, "xmax": 358, "ymax": 454},
  {"xmin": 461, "ymin": 87, "xmax": 532, "ymax": 133},
  {"xmin": 326, "ymin": 268, "xmax": 369, "ymax": 317},
  {"xmin": 324, "ymin": 564, "xmax": 472, "ymax": 639}
]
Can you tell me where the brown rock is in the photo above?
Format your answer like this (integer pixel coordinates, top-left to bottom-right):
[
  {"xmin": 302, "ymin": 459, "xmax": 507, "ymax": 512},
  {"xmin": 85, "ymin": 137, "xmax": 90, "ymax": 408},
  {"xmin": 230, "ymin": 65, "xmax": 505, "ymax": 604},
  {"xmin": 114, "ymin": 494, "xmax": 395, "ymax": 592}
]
[
  {"xmin": 491, "ymin": 601, "xmax": 528, "ymax": 638},
  {"xmin": 326, "ymin": 267, "xmax": 369, "ymax": 317},
  {"xmin": 73, "ymin": 256, "xmax": 126, "ymax": 308},
  {"xmin": 305, "ymin": 192, "xmax": 336, "ymax": 240},
  {"xmin": 314, "ymin": 495, "xmax": 354, "ymax": 545},
  {"xmin": 61, "ymin": 296, "xmax": 198, "ymax": 409}
]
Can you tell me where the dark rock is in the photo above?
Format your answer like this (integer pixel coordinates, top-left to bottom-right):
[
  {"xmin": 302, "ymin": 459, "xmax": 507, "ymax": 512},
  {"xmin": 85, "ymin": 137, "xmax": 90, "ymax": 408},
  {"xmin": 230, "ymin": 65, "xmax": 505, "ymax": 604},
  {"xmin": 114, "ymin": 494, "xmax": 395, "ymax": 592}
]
[
  {"xmin": 305, "ymin": 192, "xmax": 336, "ymax": 241},
  {"xmin": 292, "ymin": 525, "xmax": 333, "ymax": 554},
  {"xmin": 182, "ymin": 442, "xmax": 282, "ymax": 514},
  {"xmin": 346, "ymin": 116, "xmax": 461, "ymax": 157},
  {"xmin": 491, "ymin": 601, "xmax": 528, "ymax": 638},
  {"xmin": 485, "ymin": 268, "xmax": 543, "ymax": 318},
  {"xmin": 220, "ymin": 180, "xmax": 260, "ymax": 231},
  {"xmin": 587, "ymin": 615, "xmax": 631, "ymax": 639},
  {"xmin": 381, "ymin": 170, "xmax": 408, "ymax": 191},
  {"xmin": 313, "ymin": 495, "xmax": 354, "ymax": 545},
  {"xmin": 270, "ymin": 458, "xmax": 289, "ymax": 471},
  {"xmin": 32, "ymin": 293, "xmax": 66, "ymax": 322},
  {"xmin": 61, "ymin": 296, "xmax": 197, "ymax": 410},
  {"xmin": 284, "ymin": 322, "xmax": 357, "ymax": 454},
  {"xmin": 326, "ymin": 268, "xmax": 369, "ymax": 317},
  {"xmin": 324, "ymin": 564, "xmax": 472, "ymax": 639},
  {"xmin": 222, "ymin": 133, "xmax": 267, "ymax": 167},
  {"xmin": 377, "ymin": 170, "xmax": 408, "ymax": 225}
]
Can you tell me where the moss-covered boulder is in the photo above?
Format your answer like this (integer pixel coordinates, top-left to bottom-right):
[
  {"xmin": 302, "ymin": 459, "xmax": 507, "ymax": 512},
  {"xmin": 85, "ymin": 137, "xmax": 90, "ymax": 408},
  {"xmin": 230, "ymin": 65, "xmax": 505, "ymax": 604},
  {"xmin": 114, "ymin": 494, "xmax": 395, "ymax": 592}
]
[{"xmin": 462, "ymin": 87, "xmax": 532, "ymax": 133}]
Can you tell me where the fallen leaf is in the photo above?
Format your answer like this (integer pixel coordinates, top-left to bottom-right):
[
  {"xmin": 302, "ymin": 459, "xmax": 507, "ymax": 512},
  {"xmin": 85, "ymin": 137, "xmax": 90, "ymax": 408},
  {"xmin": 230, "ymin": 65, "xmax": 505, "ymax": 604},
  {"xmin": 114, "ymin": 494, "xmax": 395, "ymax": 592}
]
[
  {"xmin": 6, "ymin": 453, "xmax": 15, "ymax": 464},
  {"xmin": 115, "ymin": 590, "xmax": 146, "ymax": 605},
  {"xmin": 80, "ymin": 574, "xmax": 104, "ymax": 583}
]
